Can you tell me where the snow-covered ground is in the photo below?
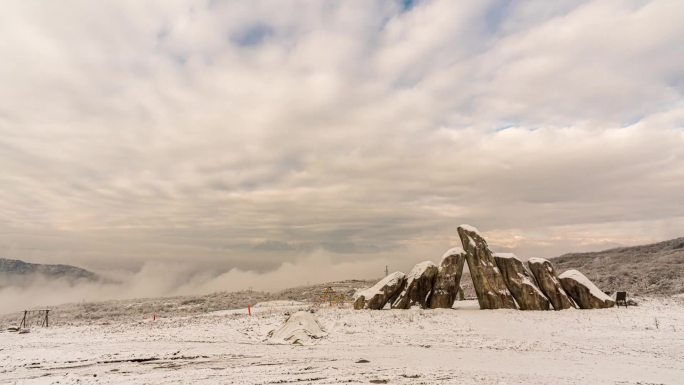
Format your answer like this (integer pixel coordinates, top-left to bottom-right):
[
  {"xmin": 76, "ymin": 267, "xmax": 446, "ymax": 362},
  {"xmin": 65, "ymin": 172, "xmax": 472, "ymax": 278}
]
[{"xmin": 1, "ymin": 298, "xmax": 683, "ymax": 385}]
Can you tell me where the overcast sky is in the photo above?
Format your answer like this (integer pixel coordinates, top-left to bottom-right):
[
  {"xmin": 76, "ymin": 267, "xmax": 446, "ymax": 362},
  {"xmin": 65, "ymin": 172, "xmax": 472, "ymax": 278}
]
[{"xmin": 1, "ymin": 0, "xmax": 683, "ymax": 287}]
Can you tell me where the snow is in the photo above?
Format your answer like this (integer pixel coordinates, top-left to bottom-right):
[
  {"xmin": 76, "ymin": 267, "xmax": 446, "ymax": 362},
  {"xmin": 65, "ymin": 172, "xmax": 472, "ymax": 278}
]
[
  {"xmin": 254, "ymin": 300, "xmax": 306, "ymax": 308},
  {"xmin": 559, "ymin": 269, "xmax": 614, "ymax": 302},
  {"xmin": 441, "ymin": 246, "xmax": 465, "ymax": 262},
  {"xmin": 406, "ymin": 261, "xmax": 436, "ymax": 280},
  {"xmin": 493, "ymin": 252, "xmax": 520, "ymax": 261},
  {"xmin": 527, "ymin": 257, "xmax": 548, "ymax": 265},
  {"xmin": 459, "ymin": 224, "xmax": 482, "ymax": 237},
  {"xmin": 355, "ymin": 272, "xmax": 405, "ymax": 299},
  {"xmin": 1, "ymin": 298, "xmax": 683, "ymax": 384},
  {"xmin": 267, "ymin": 311, "xmax": 326, "ymax": 345}
]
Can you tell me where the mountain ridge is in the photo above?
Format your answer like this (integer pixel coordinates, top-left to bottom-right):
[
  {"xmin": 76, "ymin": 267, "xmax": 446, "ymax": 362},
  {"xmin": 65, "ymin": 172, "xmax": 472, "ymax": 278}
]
[
  {"xmin": 549, "ymin": 237, "xmax": 684, "ymax": 295},
  {"xmin": 0, "ymin": 258, "xmax": 99, "ymax": 286}
]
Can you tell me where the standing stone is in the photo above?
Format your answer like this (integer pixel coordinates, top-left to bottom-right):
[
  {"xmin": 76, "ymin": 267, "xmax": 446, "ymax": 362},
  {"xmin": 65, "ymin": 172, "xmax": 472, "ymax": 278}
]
[
  {"xmin": 391, "ymin": 261, "xmax": 438, "ymax": 309},
  {"xmin": 457, "ymin": 225, "xmax": 517, "ymax": 309},
  {"xmin": 429, "ymin": 247, "xmax": 467, "ymax": 309},
  {"xmin": 353, "ymin": 272, "xmax": 407, "ymax": 310},
  {"xmin": 528, "ymin": 258, "xmax": 576, "ymax": 310},
  {"xmin": 559, "ymin": 270, "xmax": 615, "ymax": 309},
  {"xmin": 493, "ymin": 253, "xmax": 551, "ymax": 311}
]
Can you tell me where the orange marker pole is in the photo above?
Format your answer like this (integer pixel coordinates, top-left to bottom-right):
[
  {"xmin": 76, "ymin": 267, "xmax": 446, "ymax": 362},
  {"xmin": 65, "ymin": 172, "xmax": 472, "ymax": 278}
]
[{"xmin": 248, "ymin": 304, "xmax": 251, "ymax": 316}]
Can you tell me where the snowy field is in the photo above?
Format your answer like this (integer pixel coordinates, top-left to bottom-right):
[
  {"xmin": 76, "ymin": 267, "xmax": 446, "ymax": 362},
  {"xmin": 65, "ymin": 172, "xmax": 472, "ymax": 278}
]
[{"xmin": 1, "ymin": 298, "xmax": 683, "ymax": 385}]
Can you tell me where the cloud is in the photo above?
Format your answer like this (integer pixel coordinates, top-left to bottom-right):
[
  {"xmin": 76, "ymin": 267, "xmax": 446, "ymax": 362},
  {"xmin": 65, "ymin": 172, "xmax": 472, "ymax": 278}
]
[{"xmin": 0, "ymin": 0, "xmax": 682, "ymax": 295}]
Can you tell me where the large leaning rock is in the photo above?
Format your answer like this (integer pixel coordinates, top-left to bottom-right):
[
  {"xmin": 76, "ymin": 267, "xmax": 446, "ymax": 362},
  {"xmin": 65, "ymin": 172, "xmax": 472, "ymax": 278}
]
[
  {"xmin": 493, "ymin": 253, "xmax": 550, "ymax": 311},
  {"xmin": 559, "ymin": 270, "xmax": 615, "ymax": 309},
  {"xmin": 391, "ymin": 261, "xmax": 438, "ymax": 309},
  {"xmin": 528, "ymin": 258, "xmax": 576, "ymax": 310},
  {"xmin": 429, "ymin": 247, "xmax": 467, "ymax": 309},
  {"xmin": 457, "ymin": 225, "xmax": 517, "ymax": 309},
  {"xmin": 353, "ymin": 272, "xmax": 406, "ymax": 310}
]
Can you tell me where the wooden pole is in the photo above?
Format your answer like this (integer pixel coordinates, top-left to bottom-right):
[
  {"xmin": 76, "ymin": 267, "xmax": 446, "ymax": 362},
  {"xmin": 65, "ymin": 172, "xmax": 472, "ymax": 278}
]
[{"xmin": 20, "ymin": 310, "xmax": 27, "ymax": 329}]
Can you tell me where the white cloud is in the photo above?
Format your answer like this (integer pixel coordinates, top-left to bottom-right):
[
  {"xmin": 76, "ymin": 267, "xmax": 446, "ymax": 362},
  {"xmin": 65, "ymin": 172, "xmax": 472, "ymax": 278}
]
[{"xmin": 0, "ymin": 0, "xmax": 682, "ymax": 297}]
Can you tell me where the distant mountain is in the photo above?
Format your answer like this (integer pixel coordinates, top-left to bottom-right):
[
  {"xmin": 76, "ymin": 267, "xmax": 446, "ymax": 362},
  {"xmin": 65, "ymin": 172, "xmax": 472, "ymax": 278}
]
[
  {"xmin": 550, "ymin": 237, "xmax": 684, "ymax": 296},
  {"xmin": 0, "ymin": 258, "xmax": 98, "ymax": 287}
]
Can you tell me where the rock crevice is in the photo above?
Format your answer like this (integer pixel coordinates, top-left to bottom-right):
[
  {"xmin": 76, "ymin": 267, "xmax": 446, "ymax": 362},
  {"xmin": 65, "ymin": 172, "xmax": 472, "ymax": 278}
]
[
  {"xmin": 528, "ymin": 258, "xmax": 576, "ymax": 310},
  {"xmin": 494, "ymin": 253, "xmax": 550, "ymax": 311}
]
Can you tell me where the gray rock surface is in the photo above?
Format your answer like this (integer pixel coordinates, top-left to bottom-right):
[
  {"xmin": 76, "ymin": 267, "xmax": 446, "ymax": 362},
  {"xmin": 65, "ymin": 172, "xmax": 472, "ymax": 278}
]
[
  {"xmin": 391, "ymin": 261, "xmax": 438, "ymax": 309},
  {"xmin": 528, "ymin": 258, "xmax": 576, "ymax": 310},
  {"xmin": 353, "ymin": 272, "xmax": 407, "ymax": 310},
  {"xmin": 457, "ymin": 225, "xmax": 517, "ymax": 310},
  {"xmin": 559, "ymin": 270, "xmax": 615, "ymax": 309},
  {"xmin": 429, "ymin": 247, "xmax": 466, "ymax": 309},
  {"xmin": 494, "ymin": 253, "xmax": 550, "ymax": 310}
]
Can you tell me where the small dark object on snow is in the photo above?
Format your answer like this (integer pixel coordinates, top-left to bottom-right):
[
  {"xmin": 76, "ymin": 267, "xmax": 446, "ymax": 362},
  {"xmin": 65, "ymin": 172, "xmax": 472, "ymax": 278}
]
[
  {"xmin": 369, "ymin": 380, "xmax": 389, "ymax": 384},
  {"xmin": 356, "ymin": 359, "xmax": 370, "ymax": 363},
  {"xmin": 616, "ymin": 291, "xmax": 628, "ymax": 307}
]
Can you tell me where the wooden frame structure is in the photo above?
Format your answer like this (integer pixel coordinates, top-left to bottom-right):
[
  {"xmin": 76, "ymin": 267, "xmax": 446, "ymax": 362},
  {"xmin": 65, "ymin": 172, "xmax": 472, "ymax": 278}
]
[{"xmin": 18, "ymin": 309, "xmax": 50, "ymax": 329}]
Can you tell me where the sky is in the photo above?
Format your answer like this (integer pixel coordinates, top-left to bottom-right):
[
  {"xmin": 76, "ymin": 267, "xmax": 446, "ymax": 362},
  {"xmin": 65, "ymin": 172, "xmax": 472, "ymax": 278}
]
[{"xmin": 1, "ymin": 0, "xmax": 683, "ymax": 298}]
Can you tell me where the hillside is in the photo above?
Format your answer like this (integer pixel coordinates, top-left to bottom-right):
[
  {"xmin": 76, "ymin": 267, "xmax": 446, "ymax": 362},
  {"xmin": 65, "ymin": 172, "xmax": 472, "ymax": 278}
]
[
  {"xmin": 0, "ymin": 258, "xmax": 99, "ymax": 287},
  {"xmin": 550, "ymin": 237, "xmax": 684, "ymax": 295},
  {"xmin": 0, "ymin": 279, "xmax": 375, "ymax": 325}
]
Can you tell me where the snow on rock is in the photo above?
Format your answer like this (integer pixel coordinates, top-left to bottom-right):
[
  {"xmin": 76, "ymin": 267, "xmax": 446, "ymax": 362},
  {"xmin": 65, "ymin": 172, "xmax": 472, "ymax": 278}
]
[
  {"xmin": 493, "ymin": 254, "xmax": 550, "ymax": 311},
  {"xmin": 430, "ymin": 248, "xmax": 466, "ymax": 309},
  {"xmin": 441, "ymin": 246, "xmax": 465, "ymax": 263},
  {"xmin": 391, "ymin": 261, "xmax": 438, "ymax": 309},
  {"xmin": 493, "ymin": 252, "xmax": 520, "ymax": 261},
  {"xmin": 459, "ymin": 224, "xmax": 483, "ymax": 237},
  {"xmin": 527, "ymin": 258, "xmax": 576, "ymax": 310},
  {"xmin": 353, "ymin": 272, "xmax": 406, "ymax": 310},
  {"xmin": 457, "ymin": 226, "xmax": 517, "ymax": 309},
  {"xmin": 559, "ymin": 270, "xmax": 615, "ymax": 309},
  {"xmin": 267, "ymin": 311, "xmax": 327, "ymax": 345}
]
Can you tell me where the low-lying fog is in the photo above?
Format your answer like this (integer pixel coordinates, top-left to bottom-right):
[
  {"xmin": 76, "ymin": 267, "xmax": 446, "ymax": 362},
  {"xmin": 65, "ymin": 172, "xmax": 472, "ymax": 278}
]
[{"xmin": 0, "ymin": 252, "xmax": 392, "ymax": 314}]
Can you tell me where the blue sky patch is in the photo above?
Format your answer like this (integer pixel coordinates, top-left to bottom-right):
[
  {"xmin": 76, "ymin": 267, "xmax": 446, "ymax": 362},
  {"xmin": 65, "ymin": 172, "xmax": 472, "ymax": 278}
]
[
  {"xmin": 401, "ymin": 0, "xmax": 417, "ymax": 12},
  {"xmin": 232, "ymin": 23, "xmax": 273, "ymax": 46}
]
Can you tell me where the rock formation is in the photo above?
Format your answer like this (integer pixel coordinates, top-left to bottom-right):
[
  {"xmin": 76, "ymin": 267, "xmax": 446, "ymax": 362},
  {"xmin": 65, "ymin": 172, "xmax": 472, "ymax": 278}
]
[
  {"xmin": 353, "ymin": 272, "xmax": 406, "ymax": 310},
  {"xmin": 457, "ymin": 225, "xmax": 517, "ymax": 309},
  {"xmin": 391, "ymin": 261, "xmax": 438, "ymax": 309},
  {"xmin": 353, "ymin": 224, "xmax": 612, "ymax": 313},
  {"xmin": 559, "ymin": 270, "xmax": 615, "ymax": 309},
  {"xmin": 528, "ymin": 258, "xmax": 576, "ymax": 310},
  {"xmin": 429, "ymin": 247, "xmax": 467, "ymax": 309},
  {"xmin": 493, "ymin": 253, "xmax": 550, "ymax": 311}
]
